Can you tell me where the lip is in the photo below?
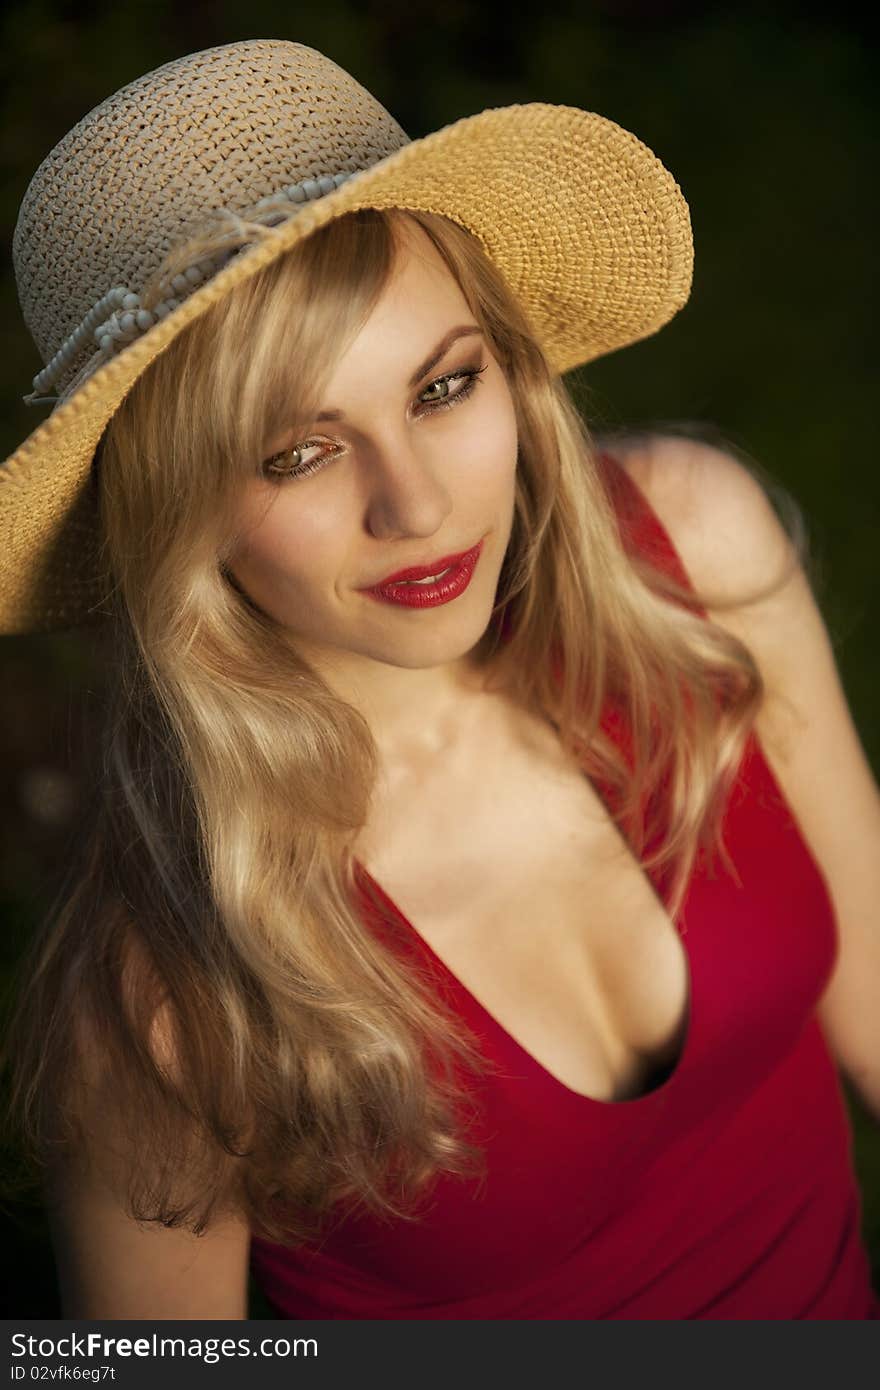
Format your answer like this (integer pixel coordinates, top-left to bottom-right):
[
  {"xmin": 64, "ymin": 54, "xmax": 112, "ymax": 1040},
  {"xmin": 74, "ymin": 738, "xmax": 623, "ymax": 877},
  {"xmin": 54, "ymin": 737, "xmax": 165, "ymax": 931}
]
[
  {"xmin": 360, "ymin": 538, "xmax": 485, "ymax": 609},
  {"xmin": 366, "ymin": 544, "xmax": 481, "ymax": 587}
]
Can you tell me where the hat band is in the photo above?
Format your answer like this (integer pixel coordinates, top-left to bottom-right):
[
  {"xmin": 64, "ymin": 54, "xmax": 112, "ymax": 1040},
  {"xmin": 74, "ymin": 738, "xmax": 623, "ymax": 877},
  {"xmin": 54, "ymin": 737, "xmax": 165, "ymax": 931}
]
[{"xmin": 22, "ymin": 169, "xmax": 355, "ymax": 408}]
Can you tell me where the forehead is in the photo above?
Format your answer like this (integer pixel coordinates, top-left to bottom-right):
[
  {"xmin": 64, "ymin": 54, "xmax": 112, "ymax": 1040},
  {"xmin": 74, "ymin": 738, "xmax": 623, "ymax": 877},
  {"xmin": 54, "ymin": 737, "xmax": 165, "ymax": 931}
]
[
  {"xmin": 321, "ymin": 222, "xmax": 471, "ymax": 375},
  {"xmin": 375, "ymin": 217, "xmax": 468, "ymax": 315}
]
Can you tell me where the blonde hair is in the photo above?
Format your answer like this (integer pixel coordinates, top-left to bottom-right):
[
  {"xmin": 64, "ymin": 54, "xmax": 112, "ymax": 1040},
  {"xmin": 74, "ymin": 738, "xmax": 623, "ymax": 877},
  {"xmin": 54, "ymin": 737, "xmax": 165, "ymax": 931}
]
[{"xmin": 1, "ymin": 206, "xmax": 805, "ymax": 1244}]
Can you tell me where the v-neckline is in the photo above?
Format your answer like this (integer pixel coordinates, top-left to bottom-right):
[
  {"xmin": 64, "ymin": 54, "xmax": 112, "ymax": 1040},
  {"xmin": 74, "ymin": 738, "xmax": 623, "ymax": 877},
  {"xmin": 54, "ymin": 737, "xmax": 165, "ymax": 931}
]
[{"xmin": 351, "ymin": 763, "xmax": 696, "ymax": 1112}]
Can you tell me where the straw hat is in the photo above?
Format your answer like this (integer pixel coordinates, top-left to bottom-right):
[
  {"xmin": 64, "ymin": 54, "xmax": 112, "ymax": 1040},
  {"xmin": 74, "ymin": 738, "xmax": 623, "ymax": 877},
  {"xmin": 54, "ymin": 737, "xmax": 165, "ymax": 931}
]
[{"xmin": 1, "ymin": 37, "xmax": 693, "ymax": 636}]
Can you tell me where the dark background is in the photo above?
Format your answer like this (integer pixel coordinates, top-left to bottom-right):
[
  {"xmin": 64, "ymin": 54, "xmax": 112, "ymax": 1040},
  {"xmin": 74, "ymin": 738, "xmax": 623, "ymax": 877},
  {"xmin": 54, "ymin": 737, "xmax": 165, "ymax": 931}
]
[{"xmin": 0, "ymin": 0, "xmax": 876, "ymax": 1317}]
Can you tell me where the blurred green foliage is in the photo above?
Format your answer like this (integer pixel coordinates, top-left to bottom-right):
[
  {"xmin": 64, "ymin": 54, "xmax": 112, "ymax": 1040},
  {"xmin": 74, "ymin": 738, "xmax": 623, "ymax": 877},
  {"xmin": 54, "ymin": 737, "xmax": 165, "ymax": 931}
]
[{"xmin": 1, "ymin": 0, "xmax": 876, "ymax": 1318}]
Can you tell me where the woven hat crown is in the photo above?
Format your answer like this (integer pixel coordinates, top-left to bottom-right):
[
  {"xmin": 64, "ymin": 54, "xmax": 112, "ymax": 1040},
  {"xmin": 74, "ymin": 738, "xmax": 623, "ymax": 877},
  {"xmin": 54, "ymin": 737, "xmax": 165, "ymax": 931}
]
[{"xmin": 13, "ymin": 39, "xmax": 409, "ymax": 404}]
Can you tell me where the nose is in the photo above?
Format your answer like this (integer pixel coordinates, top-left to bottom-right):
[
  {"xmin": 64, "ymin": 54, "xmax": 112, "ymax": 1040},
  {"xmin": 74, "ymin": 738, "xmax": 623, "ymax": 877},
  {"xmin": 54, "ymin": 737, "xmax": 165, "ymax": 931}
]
[{"xmin": 363, "ymin": 427, "xmax": 454, "ymax": 541}]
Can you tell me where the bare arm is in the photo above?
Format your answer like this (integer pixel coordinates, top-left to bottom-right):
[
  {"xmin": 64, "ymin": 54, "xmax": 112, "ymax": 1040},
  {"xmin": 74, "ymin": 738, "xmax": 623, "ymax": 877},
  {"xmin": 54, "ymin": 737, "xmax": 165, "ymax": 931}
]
[
  {"xmin": 44, "ymin": 1153, "xmax": 252, "ymax": 1320},
  {"xmin": 46, "ymin": 955, "xmax": 253, "ymax": 1319}
]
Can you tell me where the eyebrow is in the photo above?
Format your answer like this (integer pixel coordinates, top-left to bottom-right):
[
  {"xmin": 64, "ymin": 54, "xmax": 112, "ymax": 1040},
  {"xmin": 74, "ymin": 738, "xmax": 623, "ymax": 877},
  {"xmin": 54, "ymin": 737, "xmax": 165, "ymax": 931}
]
[{"xmin": 312, "ymin": 324, "xmax": 484, "ymax": 422}]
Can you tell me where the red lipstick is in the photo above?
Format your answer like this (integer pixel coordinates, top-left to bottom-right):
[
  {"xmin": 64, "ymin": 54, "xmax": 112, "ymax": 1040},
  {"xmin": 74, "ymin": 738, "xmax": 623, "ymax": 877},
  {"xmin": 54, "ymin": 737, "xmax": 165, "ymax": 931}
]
[{"xmin": 360, "ymin": 539, "xmax": 485, "ymax": 609}]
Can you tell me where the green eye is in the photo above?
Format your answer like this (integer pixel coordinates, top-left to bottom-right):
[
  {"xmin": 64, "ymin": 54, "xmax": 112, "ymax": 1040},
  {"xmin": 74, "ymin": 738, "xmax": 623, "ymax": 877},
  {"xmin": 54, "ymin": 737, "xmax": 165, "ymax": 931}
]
[
  {"xmin": 263, "ymin": 440, "xmax": 336, "ymax": 481},
  {"xmin": 420, "ymin": 377, "xmax": 452, "ymax": 402},
  {"xmin": 417, "ymin": 364, "xmax": 487, "ymax": 410},
  {"xmin": 265, "ymin": 447, "xmax": 303, "ymax": 475}
]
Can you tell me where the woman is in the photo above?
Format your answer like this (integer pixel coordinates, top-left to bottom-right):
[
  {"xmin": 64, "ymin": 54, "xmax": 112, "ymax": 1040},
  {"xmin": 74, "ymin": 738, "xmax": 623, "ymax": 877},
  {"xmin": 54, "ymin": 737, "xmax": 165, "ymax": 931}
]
[{"xmin": 1, "ymin": 39, "xmax": 877, "ymax": 1320}]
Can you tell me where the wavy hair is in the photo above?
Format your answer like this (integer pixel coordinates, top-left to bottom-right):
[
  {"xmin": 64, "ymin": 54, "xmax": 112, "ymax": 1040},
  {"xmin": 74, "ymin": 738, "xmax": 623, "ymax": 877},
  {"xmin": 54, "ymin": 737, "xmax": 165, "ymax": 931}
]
[{"xmin": 0, "ymin": 206, "xmax": 807, "ymax": 1244}]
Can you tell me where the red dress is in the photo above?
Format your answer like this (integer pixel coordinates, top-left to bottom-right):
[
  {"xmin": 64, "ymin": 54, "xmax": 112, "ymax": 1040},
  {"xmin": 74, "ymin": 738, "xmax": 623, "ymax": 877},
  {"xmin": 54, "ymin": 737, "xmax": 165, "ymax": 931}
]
[{"xmin": 249, "ymin": 451, "xmax": 879, "ymax": 1319}]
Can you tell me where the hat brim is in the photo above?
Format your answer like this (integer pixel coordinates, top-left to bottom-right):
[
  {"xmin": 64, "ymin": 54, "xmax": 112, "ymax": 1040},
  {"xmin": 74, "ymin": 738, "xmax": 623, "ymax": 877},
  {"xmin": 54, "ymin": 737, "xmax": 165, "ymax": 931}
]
[{"xmin": 1, "ymin": 101, "xmax": 692, "ymax": 634}]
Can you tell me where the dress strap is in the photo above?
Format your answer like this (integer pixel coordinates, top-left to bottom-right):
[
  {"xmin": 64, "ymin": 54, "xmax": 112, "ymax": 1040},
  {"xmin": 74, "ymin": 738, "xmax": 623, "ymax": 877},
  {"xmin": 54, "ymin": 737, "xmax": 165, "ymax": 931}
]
[{"xmin": 596, "ymin": 448, "xmax": 708, "ymax": 619}]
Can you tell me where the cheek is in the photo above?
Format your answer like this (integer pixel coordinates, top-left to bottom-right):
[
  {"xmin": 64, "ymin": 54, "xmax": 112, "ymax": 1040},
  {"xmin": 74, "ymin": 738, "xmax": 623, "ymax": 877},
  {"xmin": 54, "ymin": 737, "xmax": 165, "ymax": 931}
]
[
  {"xmin": 231, "ymin": 497, "xmax": 339, "ymax": 594},
  {"xmin": 470, "ymin": 382, "xmax": 519, "ymax": 486}
]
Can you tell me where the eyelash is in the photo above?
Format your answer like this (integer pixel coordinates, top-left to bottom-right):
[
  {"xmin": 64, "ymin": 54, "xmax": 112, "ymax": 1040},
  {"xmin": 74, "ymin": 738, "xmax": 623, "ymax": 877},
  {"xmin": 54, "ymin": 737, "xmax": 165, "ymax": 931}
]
[{"xmin": 262, "ymin": 361, "xmax": 490, "ymax": 482}]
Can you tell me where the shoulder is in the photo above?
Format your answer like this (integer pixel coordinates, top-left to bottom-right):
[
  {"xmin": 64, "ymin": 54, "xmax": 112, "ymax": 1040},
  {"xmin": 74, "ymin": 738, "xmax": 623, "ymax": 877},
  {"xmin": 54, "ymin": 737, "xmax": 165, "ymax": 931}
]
[
  {"xmin": 606, "ymin": 430, "xmax": 812, "ymax": 762},
  {"xmin": 605, "ymin": 431, "xmax": 798, "ymax": 610}
]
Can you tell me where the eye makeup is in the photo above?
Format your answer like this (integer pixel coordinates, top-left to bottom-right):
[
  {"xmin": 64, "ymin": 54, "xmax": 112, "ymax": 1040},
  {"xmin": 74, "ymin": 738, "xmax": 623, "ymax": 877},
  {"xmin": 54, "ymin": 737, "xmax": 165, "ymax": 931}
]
[{"xmin": 261, "ymin": 361, "xmax": 489, "ymax": 482}]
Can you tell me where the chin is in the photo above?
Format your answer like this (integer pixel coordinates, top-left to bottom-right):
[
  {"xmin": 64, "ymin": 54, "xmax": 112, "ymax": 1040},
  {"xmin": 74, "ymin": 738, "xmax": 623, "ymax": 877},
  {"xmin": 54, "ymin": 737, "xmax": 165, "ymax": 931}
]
[{"xmin": 374, "ymin": 614, "xmax": 496, "ymax": 670}]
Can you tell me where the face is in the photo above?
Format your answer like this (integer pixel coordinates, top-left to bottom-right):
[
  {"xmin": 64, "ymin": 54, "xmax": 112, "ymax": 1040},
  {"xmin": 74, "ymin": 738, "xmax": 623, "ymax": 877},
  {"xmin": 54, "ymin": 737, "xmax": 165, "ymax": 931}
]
[{"xmin": 225, "ymin": 220, "xmax": 519, "ymax": 678}]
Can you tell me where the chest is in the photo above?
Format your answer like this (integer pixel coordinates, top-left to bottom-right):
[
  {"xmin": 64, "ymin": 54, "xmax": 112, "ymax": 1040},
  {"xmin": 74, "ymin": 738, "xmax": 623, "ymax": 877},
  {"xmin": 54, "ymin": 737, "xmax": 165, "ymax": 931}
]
[{"xmin": 355, "ymin": 707, "xmax": 690, "ymax": 1103}]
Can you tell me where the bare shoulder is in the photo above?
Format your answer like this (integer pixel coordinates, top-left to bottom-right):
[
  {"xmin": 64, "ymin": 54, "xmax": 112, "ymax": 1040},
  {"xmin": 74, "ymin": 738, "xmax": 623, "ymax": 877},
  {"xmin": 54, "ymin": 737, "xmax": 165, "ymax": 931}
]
[
  {"xmin": 607, "ymin": 429, "xmax": 811, "ymax": 757},
  {"xmin": 605, "ymin": 431, "xmax": 797, "ymax": 610}
]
